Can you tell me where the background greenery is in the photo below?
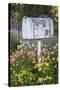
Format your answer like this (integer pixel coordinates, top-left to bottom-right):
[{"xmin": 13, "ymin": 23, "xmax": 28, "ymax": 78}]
[{"xmin": 10, "ymin": 43, "xmax": 58, "ymax": 86}]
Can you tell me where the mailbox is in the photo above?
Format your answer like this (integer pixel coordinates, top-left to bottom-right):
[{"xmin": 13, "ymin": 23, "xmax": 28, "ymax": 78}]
[
  {"xmin": 22, "ymin": 16, "xmax": 53, "ymax": 39},
  {"xmin": 22, "ymin": 16, "xmax": 53, "ymax": 61}
]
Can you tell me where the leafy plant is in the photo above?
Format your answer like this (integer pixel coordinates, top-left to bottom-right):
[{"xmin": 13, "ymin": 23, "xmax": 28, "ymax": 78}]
[{"xmin": 10, "ymin": 43, "xmax": 58, "ymax": 86}]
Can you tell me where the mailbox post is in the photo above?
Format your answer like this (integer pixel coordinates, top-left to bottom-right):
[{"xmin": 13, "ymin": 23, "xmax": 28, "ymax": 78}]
[
  {"xmin": 37, "ymin": 40, "xmax": 41, "ymax": 57},
  {"xmin": 22, "ymin": 16, "xmax": 53, "ymax": 62}
]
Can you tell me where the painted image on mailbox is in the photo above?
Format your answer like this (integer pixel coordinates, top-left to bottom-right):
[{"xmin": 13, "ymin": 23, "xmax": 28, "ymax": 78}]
[
  {"xmin": 8, "ymin": 3, "xmax": 58, "ymax": 86},
  {"xmin": 22, "ymin": 17, "xmax": 53, "ymax": 39}
]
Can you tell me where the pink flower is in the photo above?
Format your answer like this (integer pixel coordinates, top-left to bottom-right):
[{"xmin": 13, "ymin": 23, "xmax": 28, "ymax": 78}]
[{"xmin": 10, "ymin": 57, "xmax": 16, "ymax": 64}]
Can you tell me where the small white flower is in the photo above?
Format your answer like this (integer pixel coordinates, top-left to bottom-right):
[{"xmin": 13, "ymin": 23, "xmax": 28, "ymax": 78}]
[
  {"xmin": 48, "ymin": 77, "xmax": 52, "ymax": 80},
  {"xmin": 56, "ymin": 43, "xmax": 58, "ymax": 47},
  {"xmin": 53, "ymin": 46, "xmax": 56, "ymax": 49},
  {"xmin": 52, "ymin": 58, "xmax": 55, "ymax": 61},
  {"xmin": 38, "ymin": 58, "xmax": 41, "ymax": 63},
  {"xmin": 20, "ymin": 40, "xmax": 23, "ymax": 43},
  {"xmin": 32, "ymin": 43, "xmax": 34, "ymax": 47},
  {"xmin": 38, "ymin": 68, "xmax": 41, "ymax": 71},
  {"xmin": 44, "ymin": 44, "xmax": 47, "ymax": 48},
  {"xmin": 17, "ymin": 45, "xmax": 20, "ymax": 49},
  {"xmin": 51, "ymin": 51, "xmax": 54, "ymax": 55},
  {"xmin": 49, "ymin": 48, "xmax": 51, "ymax": 50}
]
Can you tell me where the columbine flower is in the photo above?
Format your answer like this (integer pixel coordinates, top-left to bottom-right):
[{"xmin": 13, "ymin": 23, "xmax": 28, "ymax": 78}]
[
  {"xmin": 15, "ymin": 50, "xmax": 20, "ymax": 54},
  {"xmin": 20, "ymin": 49, "xmax": 23, "ymax": 55},
  {"xmin": 12, "ymin": 52, "xmax": 15, "ymax": 56},
  {"xmin": 32, "ymin": 60, "xmax": 36, "ymax": 64},
  {"xmin": 27, "ymin": 51, "xmax": 31, "ymax": 56},
  {"xmin": 32, "ymin": 58, "xmax": 36, "ymax": 61},
  {"xmin": 42, "ymin": 48, "xmax": 48, "ymax": 56},
  {"xmin": 41, "ymin": 56, "xmax": 45, "ymax": 62},
  {"xmin": 14, "ymin": 54, "xmax": 18, "ymax": 58},
  {"xmin": 31, "ymin": 51, "xmax": 36, "ymax": 57},
  {"xmin": 10, "ymin": 57, "xmax": 16, "ymax": 64},
  {"xmin": 10, "ymin": 55, "xmax": 12, "ymax": 59}
]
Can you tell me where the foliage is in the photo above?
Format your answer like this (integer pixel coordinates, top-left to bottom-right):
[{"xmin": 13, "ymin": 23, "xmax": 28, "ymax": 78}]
[
  {"xmin": 10, "ymin": 68, "xmax": 36, "ymax": 86},
  {"xmin": 10, "ymin": 53, "xmax": 35, "ymax": 86},
  {"xmin": 35, "ymin": 57, "xmax": 58, "ymax": 84},
  {"xmin": 35, "ymin": 44, "xmax": 58, "ymax": 84},
  {"xmin": 9, "ymin": 42, "xmax": 58, "ymax": 86},
  {"xmin": 9, "ymin": 4, "xmax": 58, "ymax": 21},
  {"xmin": 10, "ymin": 38, "xmax": 19, "ymax": 54}
]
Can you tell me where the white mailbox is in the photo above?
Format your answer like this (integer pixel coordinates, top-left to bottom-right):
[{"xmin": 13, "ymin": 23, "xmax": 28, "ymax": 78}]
[
  {"xmin": 22, "ymin": 16, "xmax": 53, "ymax": 61},
  {"xmin": 22, "ymin": 16, "xmax": 53, "ymax": 39}
]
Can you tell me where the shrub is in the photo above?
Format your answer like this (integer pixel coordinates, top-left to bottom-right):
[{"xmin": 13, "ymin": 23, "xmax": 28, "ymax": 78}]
[
  {"xmin": 10, "ymin": 39, "xmax": 19, "ymax": 54},
  {"xmin": 10, "ymin": 43, "xmax": 58, "ymax": 86}
]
